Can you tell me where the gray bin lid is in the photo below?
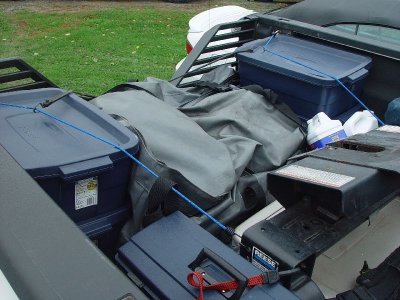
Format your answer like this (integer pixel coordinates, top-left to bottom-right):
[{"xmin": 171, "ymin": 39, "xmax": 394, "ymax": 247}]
[{"xmin": 0, "ymin": 88, "xmax": 139, "ymax": 179}]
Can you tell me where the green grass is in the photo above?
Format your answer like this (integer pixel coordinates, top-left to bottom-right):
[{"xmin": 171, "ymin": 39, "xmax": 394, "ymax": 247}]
[
  {"xmin": 0, "ymin": 9, "xmax": 192, "ymax": 95},
  {"xmin": 0, "ymin": 1, "xmax": 286, "ymax": 95}
]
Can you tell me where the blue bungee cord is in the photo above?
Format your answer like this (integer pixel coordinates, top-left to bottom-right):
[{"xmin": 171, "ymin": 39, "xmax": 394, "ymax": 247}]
[
  {"xmin": 0, "ymin": 101, "xmax": 232, "ymax": 235},
  {"xmin": 263, "ymin": 33, "xmax": 385, "ymax": 126}
]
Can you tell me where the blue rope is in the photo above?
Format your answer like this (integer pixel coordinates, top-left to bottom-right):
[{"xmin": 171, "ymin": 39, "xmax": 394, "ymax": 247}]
[
  {"xmin": 0, "ymin": 101, "xmax": 228, "ymax": 232},
  {"xmin": 263, "ymin": 34, "xmax": 385, "ymax": 126}
]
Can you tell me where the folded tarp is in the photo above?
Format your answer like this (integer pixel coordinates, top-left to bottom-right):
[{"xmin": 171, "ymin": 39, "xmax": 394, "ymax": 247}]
[{"xmin": 91, "ymin": 66, "xmax": 305, "ymax": 236}]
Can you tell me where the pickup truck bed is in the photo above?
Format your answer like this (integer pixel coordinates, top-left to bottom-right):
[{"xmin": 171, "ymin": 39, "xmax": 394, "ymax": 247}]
[{"xmin": 1, "ymin": 13, "xmax": 400, "ymax": 300}]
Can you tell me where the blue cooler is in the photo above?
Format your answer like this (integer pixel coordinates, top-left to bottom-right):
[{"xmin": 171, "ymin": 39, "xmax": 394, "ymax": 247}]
[
  {"xmin": 116, "ymin": 211, "xmax": 298, "ymax": 300},
  {"xmin": 0, "ymin": 88, "xmax": 139, "ymax": 223},
  {"xmin": 237, "ymin": 35, "xmax": 372, "ymax": 120}
]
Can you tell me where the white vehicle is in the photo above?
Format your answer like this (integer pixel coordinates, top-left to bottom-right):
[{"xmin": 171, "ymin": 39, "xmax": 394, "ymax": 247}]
[{"xmin": 176, "ymin": 6, "xmax": 254, "ymax": 71}]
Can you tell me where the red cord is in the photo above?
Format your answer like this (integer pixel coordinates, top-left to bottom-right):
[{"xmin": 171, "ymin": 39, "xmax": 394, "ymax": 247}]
[{"xmin": 187, "ymin": 271, "xmax": 265, "ymax": 300}]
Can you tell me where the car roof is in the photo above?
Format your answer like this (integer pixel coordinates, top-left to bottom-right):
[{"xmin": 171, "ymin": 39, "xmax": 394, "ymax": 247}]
[{"xmin": 274, "ymin": 0, "xmax": 400, "ymax": 29}]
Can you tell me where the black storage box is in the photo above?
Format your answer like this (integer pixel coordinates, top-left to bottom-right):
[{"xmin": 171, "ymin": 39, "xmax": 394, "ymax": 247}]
[{"xmin": 268, "ymin": 157, "xmax": 399, "ymax": 220}]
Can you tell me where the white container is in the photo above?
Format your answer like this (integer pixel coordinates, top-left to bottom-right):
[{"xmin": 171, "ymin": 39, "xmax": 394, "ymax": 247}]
[
  {"xmin": 343, "ymin": 110, "xmax": 378, "ymax": 136},
  {"xmin": 307, "ymin": 112, "xmax": 347, "ymax": 149},
  {"xmin": 233, "ymin": 201, "xmax": 284, "ymax": 245}
]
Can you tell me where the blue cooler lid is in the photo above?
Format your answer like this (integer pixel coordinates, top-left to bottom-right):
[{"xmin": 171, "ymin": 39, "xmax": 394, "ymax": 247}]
[
  {"xmin": 0, "ymin": 88, "xmax": 139, "ymax": 179},
  {"xmin": 237, "ymin": 35, "xmax": 372, "ymax": 87}
]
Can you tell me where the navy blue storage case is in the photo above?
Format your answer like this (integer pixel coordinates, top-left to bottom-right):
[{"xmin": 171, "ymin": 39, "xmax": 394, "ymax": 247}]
[
  {"xmin": 0, "ymin": 88, "xmax": 139, "ymax": 223},
  {"xmin": 335, "ymin": 104, "xmax": 363, "ymax": 123},
  {"xmin": 79, "ymin": 205, "xmax": 131, "ymax": 258},
  {"xmin": 237, "ymin": 35, "xmax": 372, "ymax": 119},
  {"xmin": 116, "ymin": 212, "xmax": 298, "ymax": 300}
]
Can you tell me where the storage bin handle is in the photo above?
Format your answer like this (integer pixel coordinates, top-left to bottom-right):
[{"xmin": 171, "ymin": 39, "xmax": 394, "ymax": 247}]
[
  {"xmin": 60, "ymin": 156, "xmax": 113, "ymax": 180},
  {"xmin": 189, "ymin": 247, "xmax": 248, "ymax": 300},
  {"xmin": 347, "ymin": 68, "xmax": 369, "ymax": 82}
]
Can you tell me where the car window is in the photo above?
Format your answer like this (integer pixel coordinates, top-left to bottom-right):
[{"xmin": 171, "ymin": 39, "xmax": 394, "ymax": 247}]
[
  {"xmin": 357, "ymin": 25, "xmax": 400, "ymax": 46},
  {"xmin": 328, "ymin": 24, "xmax": 400, "ymax": 46},
  {"xmin": 328, "ymin": 24, "xmax": 357, "ymax": 35}
]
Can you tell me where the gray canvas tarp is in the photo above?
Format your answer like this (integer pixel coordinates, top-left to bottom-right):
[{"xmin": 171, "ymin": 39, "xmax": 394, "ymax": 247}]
[{"xmin": 91, "ymin": 67, "xmax": 305, "ymax": 235}]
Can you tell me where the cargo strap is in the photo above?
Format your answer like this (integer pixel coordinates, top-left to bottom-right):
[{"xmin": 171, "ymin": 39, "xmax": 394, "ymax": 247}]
[
  {"xmin": 242, "ymin": 84, "xmax": 307, "ymax": 132},
  {"xmin": 194, "ymin": 81, "xmax": 233, "ymax": 93},
  {"xmin": 338, "ymin": 246, "xmax": 400, "ymax": 300},
  {"xmin": 144, "ymin": 177, "xmax": 178, "ymax": 226},
  {"xmin": 187, "ymin": 270, "xmax": 279, "ymax": 300}
]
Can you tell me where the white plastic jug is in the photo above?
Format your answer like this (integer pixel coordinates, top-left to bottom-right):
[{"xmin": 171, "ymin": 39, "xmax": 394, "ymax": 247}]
[
  {"xmin": 307, "ymin": 112, "xmax": 347, "ymax": 149},
  {"xmin": 343, "ymin": 110, "xmax": 378, "ymax": 136}
]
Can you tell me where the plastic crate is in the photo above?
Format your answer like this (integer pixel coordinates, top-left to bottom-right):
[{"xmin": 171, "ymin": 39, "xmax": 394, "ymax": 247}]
[
  {"xmin": 237, "ymin": 35, "xmax": 372, "ymax": 119},
  {"xmin": 0, "ymin": 88, "xmax": 139, "ymax": 222},
  {"xmin": 79, "ymin": 205, "xmax": 131, "ymax": 258}
]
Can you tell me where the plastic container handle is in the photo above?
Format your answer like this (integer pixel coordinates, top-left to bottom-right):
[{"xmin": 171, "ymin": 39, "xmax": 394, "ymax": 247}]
[
  {"xmin": 345, "ymin": 112, "xmax": 365, "ymax": 133},
  {"xmin": 80, "ymin": 222, "xmax": 113, "ymax": 238},
  {"xmin": 347, "ymin": 68, "xmax": 369, "ymax": 83},
  {"xmin": 352, "ymin": 113, "xmax": 365, "ymax": 127},
  {"xmin": 60, "ymin": 156, "xmax": 114, "ymax": 180},
  {"xmin": 189, "ymin": 247, "xmax": 248, "ymax": 300}
]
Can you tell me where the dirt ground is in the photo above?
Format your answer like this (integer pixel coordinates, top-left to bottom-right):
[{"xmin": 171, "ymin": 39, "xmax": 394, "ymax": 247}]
[{"xmin": 0, "ymin": 0, "xmax": 288, "ymax": 13}]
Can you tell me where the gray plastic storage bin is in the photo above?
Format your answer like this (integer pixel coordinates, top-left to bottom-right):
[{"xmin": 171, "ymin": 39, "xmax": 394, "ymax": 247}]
[
  {"xmin": 237, "ymin": 35, "xmax": 372, "ymax": 119},
  {"xmin": 0, "ymin": 88, "xmax": 139, "ymax": 223}
]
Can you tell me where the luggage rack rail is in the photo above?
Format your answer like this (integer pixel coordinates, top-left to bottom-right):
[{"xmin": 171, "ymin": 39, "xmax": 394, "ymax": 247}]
[
  {"xmin": 170, "ymin": 19, "xmax": 257, "ymax": 88},
  {"xmin": 0, "ymin": 57, "xmax": 57, "ymax": 94}
]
